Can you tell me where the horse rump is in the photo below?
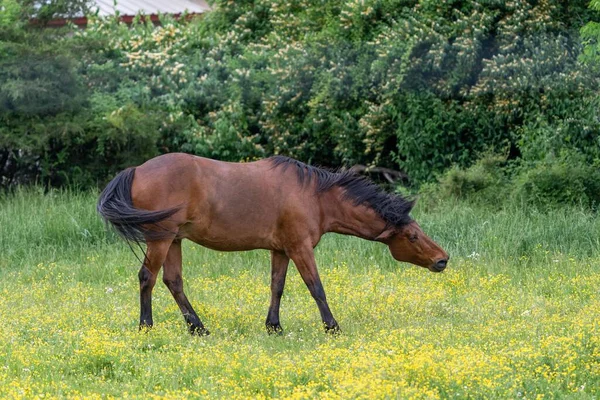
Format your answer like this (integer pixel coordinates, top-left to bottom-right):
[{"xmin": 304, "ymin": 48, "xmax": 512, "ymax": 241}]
[{"xmin": 97, "ymin": 168, "xmax": 180, "ymax": 243}]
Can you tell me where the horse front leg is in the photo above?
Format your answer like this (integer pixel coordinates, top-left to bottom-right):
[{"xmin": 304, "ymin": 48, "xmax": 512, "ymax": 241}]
[
  {"xmin": 265, "ymin": 250, "xmax": 290, "ymax": 335},
  {"xmin": 288, "ymin": 244, "xmax": 340, "ymax": 333},
  {"xmin": 139, "ymin": 239, "xmax": 172, "ymax": 330}
]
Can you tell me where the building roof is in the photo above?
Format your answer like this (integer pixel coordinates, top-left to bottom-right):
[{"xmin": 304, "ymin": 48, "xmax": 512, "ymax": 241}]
[
  {"xmin": 34, "ymin": 0, "xmax": 211, "ymax": 27},
  {"xmin": 93, "ymin": 0, "xmax": 210, "ymax": 17}
]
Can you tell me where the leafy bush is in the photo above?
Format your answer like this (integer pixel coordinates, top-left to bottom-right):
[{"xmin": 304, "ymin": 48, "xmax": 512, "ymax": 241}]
[
  {"xmin": 442, "ymin": 155, "xmax": 508, "ymax": 197},
  {"xmin": 423, "ymin": 154, "xmax": 510, "ymax": 207},
  {"xmin": 1, "ymin": 0, "xmax": 599, "ymax": 191},
  {"xmin": 512, "ymin": 156, "xmax": 600, "ymax": 210},
  {"xmin": 581, "ymin": 0, "xmax": 600, "ymax": 64},
  {"xmin": 429, "ymin": 152, "xmax": 600, "ymax": 211},
  {"xmin": 0, "ymin": 5, "xmax": 166, "ymax": 187}
]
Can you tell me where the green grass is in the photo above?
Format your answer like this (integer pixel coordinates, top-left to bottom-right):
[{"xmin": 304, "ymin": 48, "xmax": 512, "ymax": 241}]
[{"xmin": 0, "ymin": 189, "xmax": 599, "ymax": 398}]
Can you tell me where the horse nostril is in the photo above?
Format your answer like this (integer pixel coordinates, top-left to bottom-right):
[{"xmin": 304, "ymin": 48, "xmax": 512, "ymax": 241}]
[{"xmin": 435, "ymin": 259, "xmax": 448, "ymax": 270}]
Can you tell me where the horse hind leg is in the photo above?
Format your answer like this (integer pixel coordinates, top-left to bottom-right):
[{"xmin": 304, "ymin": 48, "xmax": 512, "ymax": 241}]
[
  {"xmin": 139, "ymin": 238, "xmax": 173, "ymax": 330},
  {"xmin": 162, "ymin": 240, "xmax": 209, "ymax": 336},
  {"xmin": 265, "ymin": 250, "xmax": 290, "ymax": 335}
]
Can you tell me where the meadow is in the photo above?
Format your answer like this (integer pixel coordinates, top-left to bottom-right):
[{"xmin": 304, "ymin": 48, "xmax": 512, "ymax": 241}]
[{"xmin": 0, "ymin": 188, "xmax": 599, "ymax": 399}]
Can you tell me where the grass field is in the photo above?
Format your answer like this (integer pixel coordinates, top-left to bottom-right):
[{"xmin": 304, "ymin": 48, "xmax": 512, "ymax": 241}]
[{"xmin": 0, "ymin": 188, "xmax": 599, "ymax": 399}]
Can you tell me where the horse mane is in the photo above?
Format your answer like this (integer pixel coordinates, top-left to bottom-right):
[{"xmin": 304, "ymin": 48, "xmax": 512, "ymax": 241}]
[{"xmin": 269, "ymin": 156, "xmax": 415, "ymax": 228}]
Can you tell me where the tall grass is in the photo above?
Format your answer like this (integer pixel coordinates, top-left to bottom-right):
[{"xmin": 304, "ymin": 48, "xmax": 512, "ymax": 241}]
[
  {"xmin": 0, "ymin": 188, "xmax": 599, "ymax": 398},
  {"xmin": 0, "ymin": 188, "xmax": 107, "ymax": 263},
  {"xmin": 1, "ymin": 187, "xmax": 597, "ymax": 273}
]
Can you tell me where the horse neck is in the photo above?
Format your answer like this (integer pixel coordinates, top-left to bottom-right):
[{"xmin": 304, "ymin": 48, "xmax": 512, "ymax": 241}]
[{"xmin": 319, "ymin": 187, "xmax": 388, "ymax": 241}]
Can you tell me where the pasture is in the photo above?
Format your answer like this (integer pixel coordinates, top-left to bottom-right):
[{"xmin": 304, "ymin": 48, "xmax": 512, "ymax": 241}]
[{"xmin": 0, "ymin": 189, "xmax": 599, "ymax": 399}]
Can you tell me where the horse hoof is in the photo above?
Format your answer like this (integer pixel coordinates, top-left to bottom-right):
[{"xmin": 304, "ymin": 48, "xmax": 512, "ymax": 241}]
[
  {"xmin": 325, "ymin": 324, "xmax": 341, "ymax": 335},
  {"xmin": 265, "ymin": 323, "xmax": 284, "ymax": 336},
  {"xmin": 139, "ymin": 323, "xmax": 153, "ymax": 332},
  {"xmin": 190, "ymin": 326, "xmax": 210, "ymax": 336}
]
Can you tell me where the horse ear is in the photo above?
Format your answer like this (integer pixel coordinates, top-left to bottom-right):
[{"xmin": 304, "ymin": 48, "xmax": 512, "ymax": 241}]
[
  {"xmin": 375, "ymin": 228, "xmax": 396, "ymax": 242},
  {"xmin": 406, "ymin": 198, "xmax": 417, "ymax": 213}
]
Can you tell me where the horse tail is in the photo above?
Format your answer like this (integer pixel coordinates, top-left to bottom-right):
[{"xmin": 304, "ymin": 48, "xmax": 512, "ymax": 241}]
[{"xmin": 97, "ymin": 168, "xmax": 180, "ymax": 243}]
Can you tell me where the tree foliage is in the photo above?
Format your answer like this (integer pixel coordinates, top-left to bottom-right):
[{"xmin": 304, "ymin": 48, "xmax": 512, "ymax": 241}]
[
  {"xmin": 582, "ymin": 0, "xmax": 600, "ymax": 63},
  {"xmin": 1, "ymin": 0, "xmax": 599, "ymax": 188}
]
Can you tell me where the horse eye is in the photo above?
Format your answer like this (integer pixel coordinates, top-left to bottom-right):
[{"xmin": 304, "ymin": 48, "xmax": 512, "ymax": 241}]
[{"xmin": 409, "ymin": 234, "xmax": 418, "ymax": 243}]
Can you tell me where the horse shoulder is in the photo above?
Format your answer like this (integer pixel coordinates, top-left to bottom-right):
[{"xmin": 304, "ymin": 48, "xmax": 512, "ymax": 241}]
[{"xmin": 273, "ymin": 193, "xmax": 323, "ymax": 251}]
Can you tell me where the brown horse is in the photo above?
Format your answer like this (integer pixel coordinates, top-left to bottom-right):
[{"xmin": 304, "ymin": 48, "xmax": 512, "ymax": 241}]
[{"xmin": 97, "ymin": 153, "xmax": 448, "ymax": 335}]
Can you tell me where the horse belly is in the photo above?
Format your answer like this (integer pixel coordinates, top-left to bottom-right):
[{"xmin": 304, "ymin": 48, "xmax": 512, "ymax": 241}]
[{"xmin": 180, "ymin": 212, "xmax": 279, "ymax": 252}]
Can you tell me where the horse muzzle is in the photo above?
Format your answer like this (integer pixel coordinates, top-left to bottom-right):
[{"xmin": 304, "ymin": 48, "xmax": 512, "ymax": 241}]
[{"xmin": 429, "ymin": 258, "xmax": 448, "ymax": 273}]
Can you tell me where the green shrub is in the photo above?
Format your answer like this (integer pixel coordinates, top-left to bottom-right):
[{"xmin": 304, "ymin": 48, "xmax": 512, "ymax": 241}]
[
  {"xmin": 425, "ymin": 153, "xmax": 600, "ymax": 210},
  {"xmin": 512, "ymin": 157, "xmax": 600, "ymax": 210},
  {"xmin": 423, "ymin": 154, "xmax": 509, "ymax": 206},
  {"xmin": 2, "ymin": 0, "xmax": 600, "ymax": 189},
  {"xmin": 581, "ymin": 0, "xmax": 600, "ymax": 64}
]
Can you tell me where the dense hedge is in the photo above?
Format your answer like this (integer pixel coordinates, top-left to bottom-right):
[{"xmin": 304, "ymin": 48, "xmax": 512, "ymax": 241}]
[
  {"xmin": 425, "ymin": 152, "xmax": 600, "ymax": 210},
  {"xmin": 1, "ymin": 0, "xmax": 599, "ymax": 188}
]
